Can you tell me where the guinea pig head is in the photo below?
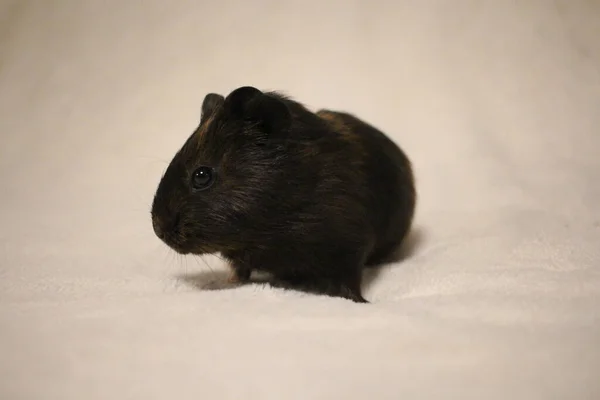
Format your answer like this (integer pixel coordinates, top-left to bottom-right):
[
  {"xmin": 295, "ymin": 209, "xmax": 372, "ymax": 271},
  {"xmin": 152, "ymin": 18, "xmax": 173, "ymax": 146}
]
[{"xmin": 150, "ymin": 86, "xmax": 292, "ymax": 255}]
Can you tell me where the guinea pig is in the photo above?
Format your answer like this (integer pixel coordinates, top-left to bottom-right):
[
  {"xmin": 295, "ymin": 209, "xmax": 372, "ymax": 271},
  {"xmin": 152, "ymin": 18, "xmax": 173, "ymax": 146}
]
[{"xmin": 150, "ymin": 86, "xmax": 416, "ymax": 303}]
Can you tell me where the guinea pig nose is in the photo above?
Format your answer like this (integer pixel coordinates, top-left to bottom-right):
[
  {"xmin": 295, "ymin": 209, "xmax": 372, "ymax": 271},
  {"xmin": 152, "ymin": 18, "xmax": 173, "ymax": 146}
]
[
  {"xmin": 158, "ymin": 213, "xmax": 182, "ymax": 235},
  {"xmin": 152, "ymin": 212, "xmax": 181, "ymax": 239},
  {"xmin": 171, "ymin": 212, "xmax": 181, "ymax": 233},
  {"xmin": 152, "ymin": 217, "xmax": 165, "ymax": 239}
]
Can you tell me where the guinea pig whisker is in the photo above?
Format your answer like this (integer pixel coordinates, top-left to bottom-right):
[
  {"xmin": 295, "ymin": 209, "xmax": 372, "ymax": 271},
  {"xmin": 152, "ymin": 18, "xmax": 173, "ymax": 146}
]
[
  {"xmin": 204, "ymin": 256, "xmax": 216, "ymax": 274},
  {"xmin": 194, "ymin": 255, "xmax": 218, "ymax": 280}
]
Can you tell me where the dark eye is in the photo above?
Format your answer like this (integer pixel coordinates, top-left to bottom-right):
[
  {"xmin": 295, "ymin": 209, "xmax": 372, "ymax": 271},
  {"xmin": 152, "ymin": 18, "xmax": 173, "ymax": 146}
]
[{"xmin": 191, "ymin": 166, "xmax": 215, "ymax": 190}]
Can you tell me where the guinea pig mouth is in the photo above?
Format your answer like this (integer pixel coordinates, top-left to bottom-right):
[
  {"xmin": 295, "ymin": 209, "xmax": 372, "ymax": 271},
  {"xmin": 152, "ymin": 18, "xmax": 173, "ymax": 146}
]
[
  {"xmin": 153, "ymin": 230, "xmax": 190, "ymax": 254},
  {"xmin": 169, "ymin": 243, "xmax": 191, "ymax": 255},
  {"xmin": 160, "ymin": 235, "xmax": 214, "ymax": 256},
  {"xmin": 161, "ymin": 236, "xmax": 193, "ymax": 255},
  {"xmin": 152, "ymin": 223, "xmax": 214, "ymax": 256}
]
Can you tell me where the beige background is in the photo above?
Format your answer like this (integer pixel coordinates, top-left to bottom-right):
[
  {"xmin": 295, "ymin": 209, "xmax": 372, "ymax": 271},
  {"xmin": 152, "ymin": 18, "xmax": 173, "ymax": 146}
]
[{"xmin": 1, "ymin": 1, "xmax": 599, "ymax": 399}]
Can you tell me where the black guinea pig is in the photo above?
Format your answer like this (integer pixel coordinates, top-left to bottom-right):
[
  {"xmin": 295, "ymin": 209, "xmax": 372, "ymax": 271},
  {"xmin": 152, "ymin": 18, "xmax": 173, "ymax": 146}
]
[{"xmin": 151, "ymin": 86, "xmax": 416, "ymax": 303}]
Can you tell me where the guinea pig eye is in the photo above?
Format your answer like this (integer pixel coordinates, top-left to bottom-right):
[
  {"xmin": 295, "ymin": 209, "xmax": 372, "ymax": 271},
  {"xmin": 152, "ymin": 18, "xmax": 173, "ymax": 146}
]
[{"xmin": 191, "ymin": 166, "xmax": 215, "ymax": 190}]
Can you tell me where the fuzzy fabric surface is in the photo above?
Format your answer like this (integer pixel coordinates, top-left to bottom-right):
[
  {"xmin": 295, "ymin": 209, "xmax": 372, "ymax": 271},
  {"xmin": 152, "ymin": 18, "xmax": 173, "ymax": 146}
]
[{"xmin": 1, "ymin": 1, "xmax": 599, "ymax": 399}]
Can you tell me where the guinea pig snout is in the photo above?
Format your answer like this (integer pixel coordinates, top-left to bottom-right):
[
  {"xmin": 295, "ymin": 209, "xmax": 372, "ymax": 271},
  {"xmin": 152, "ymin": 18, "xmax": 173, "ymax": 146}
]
[{"xmin": 152, "ymin": 212, "xmax": 181, "ymax": 240}]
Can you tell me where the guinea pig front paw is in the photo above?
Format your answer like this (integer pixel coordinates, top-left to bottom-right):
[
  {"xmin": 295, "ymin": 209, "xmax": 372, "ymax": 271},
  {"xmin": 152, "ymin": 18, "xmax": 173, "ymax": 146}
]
[
  {"xmin": 201, "ymin": 276, "xmax": 243, "ymax": 290},
  {"xmin": 228, "ymin": 264, "xmax": 252, "ymax": 284},
  {"xmin": 227, "ymin": 270, "xmax": 242, "ymax": 284}
]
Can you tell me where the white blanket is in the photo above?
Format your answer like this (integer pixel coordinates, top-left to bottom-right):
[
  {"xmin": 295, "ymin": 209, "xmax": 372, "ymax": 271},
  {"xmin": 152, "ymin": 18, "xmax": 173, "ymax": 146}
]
[{"xmin": 1, "ymin": 1, "xmax": 599, "ymax": 399}]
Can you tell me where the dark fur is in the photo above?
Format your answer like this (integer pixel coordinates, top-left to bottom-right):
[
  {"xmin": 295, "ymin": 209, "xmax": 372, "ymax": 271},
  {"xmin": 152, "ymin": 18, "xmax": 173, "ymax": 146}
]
[{"xmin": 151, "ymin": 86, "xmax": 416, "ymax": 303}]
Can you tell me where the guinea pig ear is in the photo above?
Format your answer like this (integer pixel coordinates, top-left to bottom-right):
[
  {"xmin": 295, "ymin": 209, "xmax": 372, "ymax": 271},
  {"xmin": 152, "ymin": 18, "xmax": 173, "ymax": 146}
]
[
  {"xmin": 224, "ymin": 86, "xmax": 291, "ymax": 138},
  {"xmin": 200, "ymin": 93, "xmax": 225, "ymax": 123},
  {"xmin": 224, "ymin": 86, "xmax": 263, "ymax": 118}
]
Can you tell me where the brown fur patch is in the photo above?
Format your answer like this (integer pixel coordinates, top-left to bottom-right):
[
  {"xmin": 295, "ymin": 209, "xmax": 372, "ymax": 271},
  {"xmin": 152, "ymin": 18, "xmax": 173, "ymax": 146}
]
[
  {"xmin": 194, "ymin": 114, "xmax": 215, "ymax": 149},
  {"xmin": 316, "ymin": 110, "xmax": 368, "ymax": 164},
  {"xmin": 317, "ymin": 109, "xmax": 363, "ymax": 146},
  {"xmin": 317, "ymin": 110, "xmax": 348, "ymax": 133}
]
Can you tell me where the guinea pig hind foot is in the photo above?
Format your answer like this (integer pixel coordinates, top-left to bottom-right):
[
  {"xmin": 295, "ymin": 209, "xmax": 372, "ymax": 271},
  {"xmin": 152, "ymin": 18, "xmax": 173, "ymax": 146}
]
[{"xmin": 269, "ymin": 272, "xmax": 368, "ymax": 304}]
